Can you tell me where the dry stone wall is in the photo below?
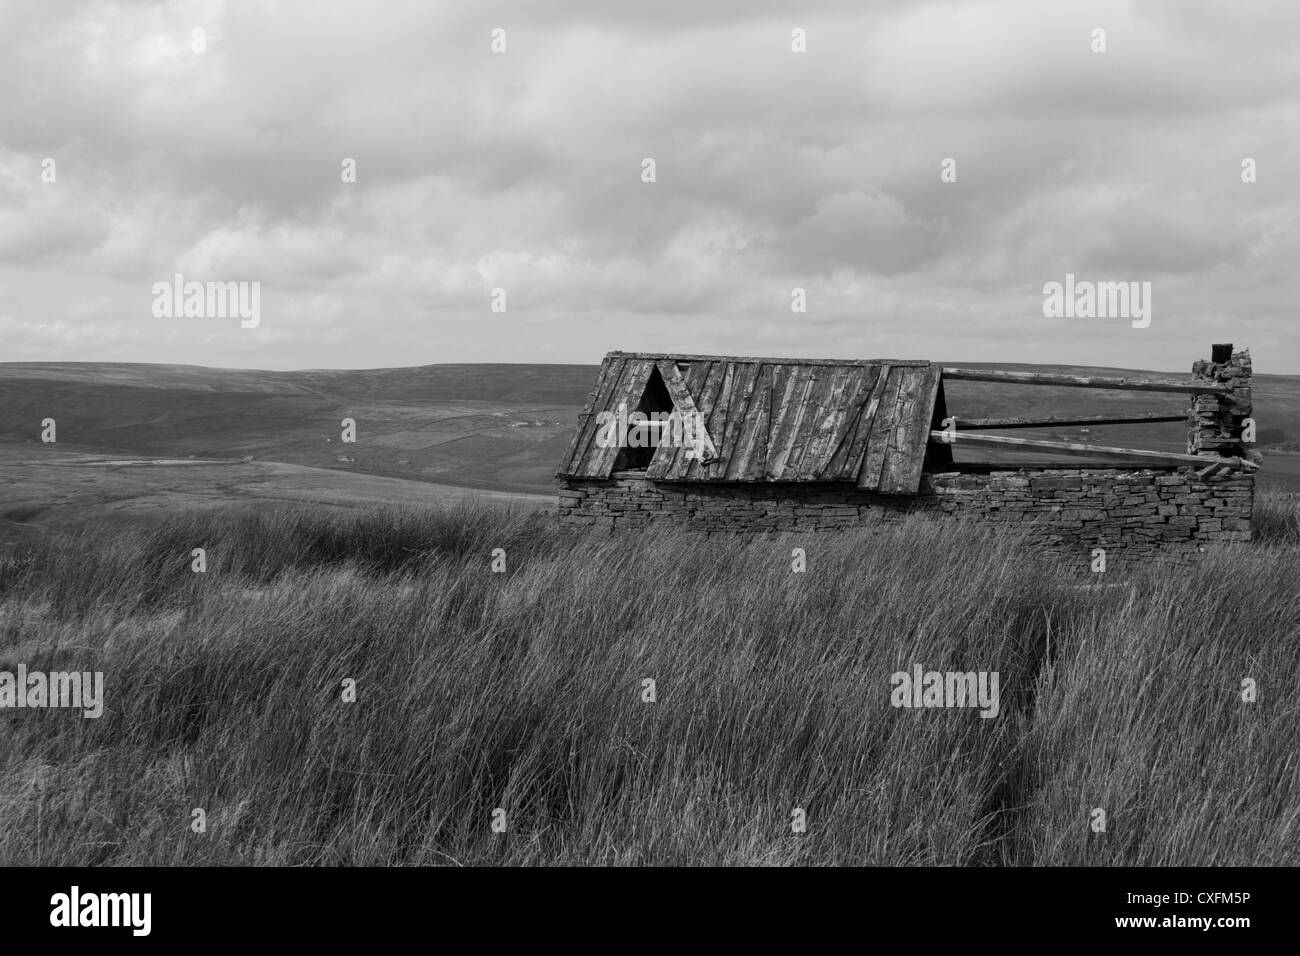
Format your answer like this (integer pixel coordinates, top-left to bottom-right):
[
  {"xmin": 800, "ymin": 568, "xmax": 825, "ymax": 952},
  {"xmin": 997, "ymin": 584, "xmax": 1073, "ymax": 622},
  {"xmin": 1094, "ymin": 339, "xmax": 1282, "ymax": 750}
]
[{"xmin": 557, "ymin": 468, "xmax": 1253, "ymax": 559}]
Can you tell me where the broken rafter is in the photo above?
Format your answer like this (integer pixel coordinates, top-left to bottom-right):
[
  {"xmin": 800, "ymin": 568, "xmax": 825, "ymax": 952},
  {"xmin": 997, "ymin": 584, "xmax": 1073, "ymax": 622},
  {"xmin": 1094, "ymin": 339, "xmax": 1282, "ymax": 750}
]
[
  {"xmin": 655, "ymin": 360, "xmax": 719, "ymax": 463},
  {"xmin": 953, "ymin": 412, "xmax": 1187, "ymax": 429},
  {"xmin": 940, "ymin": 367, "xmax": 1231, "ymax": 395},
  {"xmin": 929, "ymin": 430, "xmax": 1259, "ymax": 471}
]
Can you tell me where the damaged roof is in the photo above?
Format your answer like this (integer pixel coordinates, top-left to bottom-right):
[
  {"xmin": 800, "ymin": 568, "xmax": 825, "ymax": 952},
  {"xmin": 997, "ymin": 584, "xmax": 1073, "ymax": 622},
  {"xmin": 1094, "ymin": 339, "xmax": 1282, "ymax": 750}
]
[{"xmin": 557, "ymin": 352, "xmax": 944, "ymax": 494}]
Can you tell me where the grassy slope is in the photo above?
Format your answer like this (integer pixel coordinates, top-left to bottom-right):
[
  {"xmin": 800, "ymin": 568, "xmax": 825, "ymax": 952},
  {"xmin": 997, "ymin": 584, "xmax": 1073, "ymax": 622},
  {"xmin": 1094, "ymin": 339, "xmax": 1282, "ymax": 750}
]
[{"xmin": 0, "ymin": 492, "xmax": 1296, "ymax": 866}]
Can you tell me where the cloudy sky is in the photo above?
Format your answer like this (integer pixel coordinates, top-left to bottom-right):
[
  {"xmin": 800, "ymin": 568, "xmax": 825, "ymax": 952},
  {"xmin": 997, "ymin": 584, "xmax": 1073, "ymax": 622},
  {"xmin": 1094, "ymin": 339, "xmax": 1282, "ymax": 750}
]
[{"xmin": 1, "ymin": 0, "xmax": 1296, "ymax": 372}]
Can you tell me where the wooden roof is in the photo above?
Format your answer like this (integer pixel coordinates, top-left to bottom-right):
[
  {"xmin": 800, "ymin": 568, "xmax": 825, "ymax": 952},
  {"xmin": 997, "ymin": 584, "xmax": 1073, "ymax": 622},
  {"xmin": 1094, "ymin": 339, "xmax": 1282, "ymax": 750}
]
[{"xmin": 557, "ymin": 352, "xmax": 943, "ymax": 493}]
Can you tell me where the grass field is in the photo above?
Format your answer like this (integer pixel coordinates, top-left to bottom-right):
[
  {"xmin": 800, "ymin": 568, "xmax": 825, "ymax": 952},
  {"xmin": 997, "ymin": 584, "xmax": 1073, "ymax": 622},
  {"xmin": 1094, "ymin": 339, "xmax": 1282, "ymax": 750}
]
[{"xmin": 1, "ymin": 490, "xmax": 1296, "ymax": 866}]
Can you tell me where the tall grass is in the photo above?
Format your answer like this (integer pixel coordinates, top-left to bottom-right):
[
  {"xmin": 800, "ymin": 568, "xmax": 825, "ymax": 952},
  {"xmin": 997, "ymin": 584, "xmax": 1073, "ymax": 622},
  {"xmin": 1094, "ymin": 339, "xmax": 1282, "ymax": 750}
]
[{"xmin": 0, "ymin": 494, "xmax": 1296, "ymax": 866}]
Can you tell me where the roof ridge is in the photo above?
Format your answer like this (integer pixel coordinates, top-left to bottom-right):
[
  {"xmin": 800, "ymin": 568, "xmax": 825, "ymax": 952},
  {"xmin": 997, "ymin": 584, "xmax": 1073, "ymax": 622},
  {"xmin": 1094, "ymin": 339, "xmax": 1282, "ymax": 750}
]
[{"xmin": 606, "ymin": 352, "xmax": 930, "ymax": 367}]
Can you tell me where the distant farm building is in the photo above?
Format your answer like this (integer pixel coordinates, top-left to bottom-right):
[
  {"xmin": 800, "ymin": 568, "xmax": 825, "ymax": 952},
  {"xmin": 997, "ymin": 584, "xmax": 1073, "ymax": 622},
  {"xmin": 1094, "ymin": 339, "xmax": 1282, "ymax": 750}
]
[{"xmin": 556, "ymin": 345, "xmax": 1257, "ymax": 561}]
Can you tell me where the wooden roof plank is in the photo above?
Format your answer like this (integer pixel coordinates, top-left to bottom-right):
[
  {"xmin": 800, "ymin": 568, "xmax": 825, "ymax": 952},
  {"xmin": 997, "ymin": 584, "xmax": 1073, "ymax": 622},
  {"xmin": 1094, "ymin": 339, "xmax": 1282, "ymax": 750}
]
[
  {"xmin": 691, "ymin": 361, "xmax": 736, "ymax": 481},
  {"xmin": 676, "ymin": 360, "xmax": 719, "ymax": 477},
  {"xmin": 848, "ymin": 366, "xmax": 895, "ymax": 481},
  {"xmin": 762, "ymin": 365, "xmax": 796, "ymax": 478},
  {"xmin": 732, "ymin": 364, "xmax": 774, "ymax": 481},
  {"xmin": 682, "ymin": 360, "xmax": 729, "ymax": 480},
  {"xmin": 558, "ymin": 356, "xmax": 626, "ymax": 478},
  {"xmin": 586, "ymin": 358, "xmax": 654, "ymax": 477},
  {"xmin": 766, "ymin": 364, "xmax": 817, "ymax": 479},
  {"xmin": 879, "ymin": 365, "xmax": 943, "ymax": 494},
  {"xmin": 788, "ymin": 366, "xmax": 843, "ymax": 480},
  {"xmin": 857, "ymin": 366, "xmax": 905, "ymax": 490},
  {"xmin": 875, "ymin": 367, "xmax": 923, "ymax": 494},
  {"xmin": 720, "ymin": 362, "xmax": 763, "ymax": 480},
  {"xmin": 836, "ymin": 367, "xmax": 889, "ymax": 481},
  {"xmin": 874, "ymin": 367, "xmax": 922, "ymax": 493},
  {"xmin": 556, "ymin": 356, "xmax": 615, "ymax": 477},
  {"xmin": 679, "ymin": 365, "xmax": 716, "ymax": 481},
  {"xmin": 822, "ymin": 367, "xmax": 877, "ymax": 478},
  {"xmin": 786, "ymin": 365, "xmax": 845, "ymax": 480}
]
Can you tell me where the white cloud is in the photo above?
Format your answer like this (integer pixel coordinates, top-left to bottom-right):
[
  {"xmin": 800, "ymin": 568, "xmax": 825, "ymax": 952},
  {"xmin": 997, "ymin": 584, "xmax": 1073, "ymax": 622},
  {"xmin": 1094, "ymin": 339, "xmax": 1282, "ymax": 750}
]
[{"xmin": 0, "ymin": 0, "xmax": 1295, "ymax": 371}]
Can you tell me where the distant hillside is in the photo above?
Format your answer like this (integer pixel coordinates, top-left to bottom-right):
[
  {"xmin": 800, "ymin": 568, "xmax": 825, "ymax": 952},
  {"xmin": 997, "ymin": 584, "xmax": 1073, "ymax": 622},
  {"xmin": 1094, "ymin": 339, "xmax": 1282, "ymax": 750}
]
[
  {"xmin": 0, "ymin": 362, "xmax": 595, "ymax": 404},
  {"xmin": 0, "ymin": 362, "xmax": 597, "ymax": 495}
]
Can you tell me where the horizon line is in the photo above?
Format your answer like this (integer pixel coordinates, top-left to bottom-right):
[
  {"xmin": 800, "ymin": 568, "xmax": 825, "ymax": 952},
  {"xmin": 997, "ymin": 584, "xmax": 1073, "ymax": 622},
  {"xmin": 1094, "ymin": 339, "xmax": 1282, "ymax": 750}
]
[{"xmin": 1, "ymin": 357, "xmax": 1294, "ymax": 377}]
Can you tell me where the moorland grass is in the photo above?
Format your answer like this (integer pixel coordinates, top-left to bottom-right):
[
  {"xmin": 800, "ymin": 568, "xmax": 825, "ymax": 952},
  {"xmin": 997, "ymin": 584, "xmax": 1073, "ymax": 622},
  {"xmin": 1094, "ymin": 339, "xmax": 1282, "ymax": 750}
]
[{"xmin": 0, "ymin": 492, "xmax": 1296, "ymax": 865}]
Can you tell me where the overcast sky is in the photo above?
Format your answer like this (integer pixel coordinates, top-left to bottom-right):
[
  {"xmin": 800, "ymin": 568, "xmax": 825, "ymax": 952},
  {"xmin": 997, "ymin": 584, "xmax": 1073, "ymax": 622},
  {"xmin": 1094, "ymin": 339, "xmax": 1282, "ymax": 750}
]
[{"xmin": 1, "ymin": 0, "xmax": 1296, "ymax": 372}]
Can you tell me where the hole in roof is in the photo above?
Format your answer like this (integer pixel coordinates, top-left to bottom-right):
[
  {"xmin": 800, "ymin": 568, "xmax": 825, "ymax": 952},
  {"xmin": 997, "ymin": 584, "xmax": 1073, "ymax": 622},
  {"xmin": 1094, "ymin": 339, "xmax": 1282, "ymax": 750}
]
[{"xmin": 614, "ymin": 364, "xmax": 674, "ymax": 472}]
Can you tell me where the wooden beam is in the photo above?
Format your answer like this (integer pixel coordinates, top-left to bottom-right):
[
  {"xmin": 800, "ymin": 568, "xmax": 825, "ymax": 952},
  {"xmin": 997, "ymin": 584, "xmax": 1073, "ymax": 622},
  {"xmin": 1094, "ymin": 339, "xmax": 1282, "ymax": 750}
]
[
  {"xmin": 655, "ymin": 360, "xmax": 718, "ymax": 464},
  {"xmin": 937, "ymin": 461, "xmax": 1186, "ymax": 470},
  {"xmin": 954, "ymin": 412, "xmax": 1187, "ymax": 429},
  {"xmin": 929, "ymin": 430, "xmax": 1259, "ymax": 471},
  {"xmin": 941, "ymin": 367, "xmax": 1230, "ymax": 395}
]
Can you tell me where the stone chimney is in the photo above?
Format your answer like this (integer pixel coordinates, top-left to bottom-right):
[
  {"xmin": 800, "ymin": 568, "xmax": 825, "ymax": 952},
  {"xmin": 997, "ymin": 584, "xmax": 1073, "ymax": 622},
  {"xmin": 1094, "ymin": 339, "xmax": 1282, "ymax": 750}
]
[{"xmin": 1188, "ymin": 344, "xmax": 1252, "ymax": 459}]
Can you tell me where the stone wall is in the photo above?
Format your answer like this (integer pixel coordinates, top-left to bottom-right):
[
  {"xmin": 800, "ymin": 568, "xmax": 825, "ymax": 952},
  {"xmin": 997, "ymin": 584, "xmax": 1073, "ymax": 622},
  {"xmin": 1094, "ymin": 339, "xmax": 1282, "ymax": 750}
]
[
  {"xmin": 1189, "ymin": 345, "xmax": 1253, "ymax": 458},
  {"xmin": 557, "ymin": 468, "xmax": 1253, "ymax": 559},
  {"xmin": 923, "ymin": 469, "xmax": 1252, "ymax": 556}
]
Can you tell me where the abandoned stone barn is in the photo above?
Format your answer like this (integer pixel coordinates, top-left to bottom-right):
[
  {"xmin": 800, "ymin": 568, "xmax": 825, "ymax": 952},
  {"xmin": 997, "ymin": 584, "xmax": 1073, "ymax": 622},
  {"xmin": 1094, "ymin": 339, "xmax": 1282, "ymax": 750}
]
[{"xmin": 555, "ymin": 345, "xmax": 1257, "ymax": 559}]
